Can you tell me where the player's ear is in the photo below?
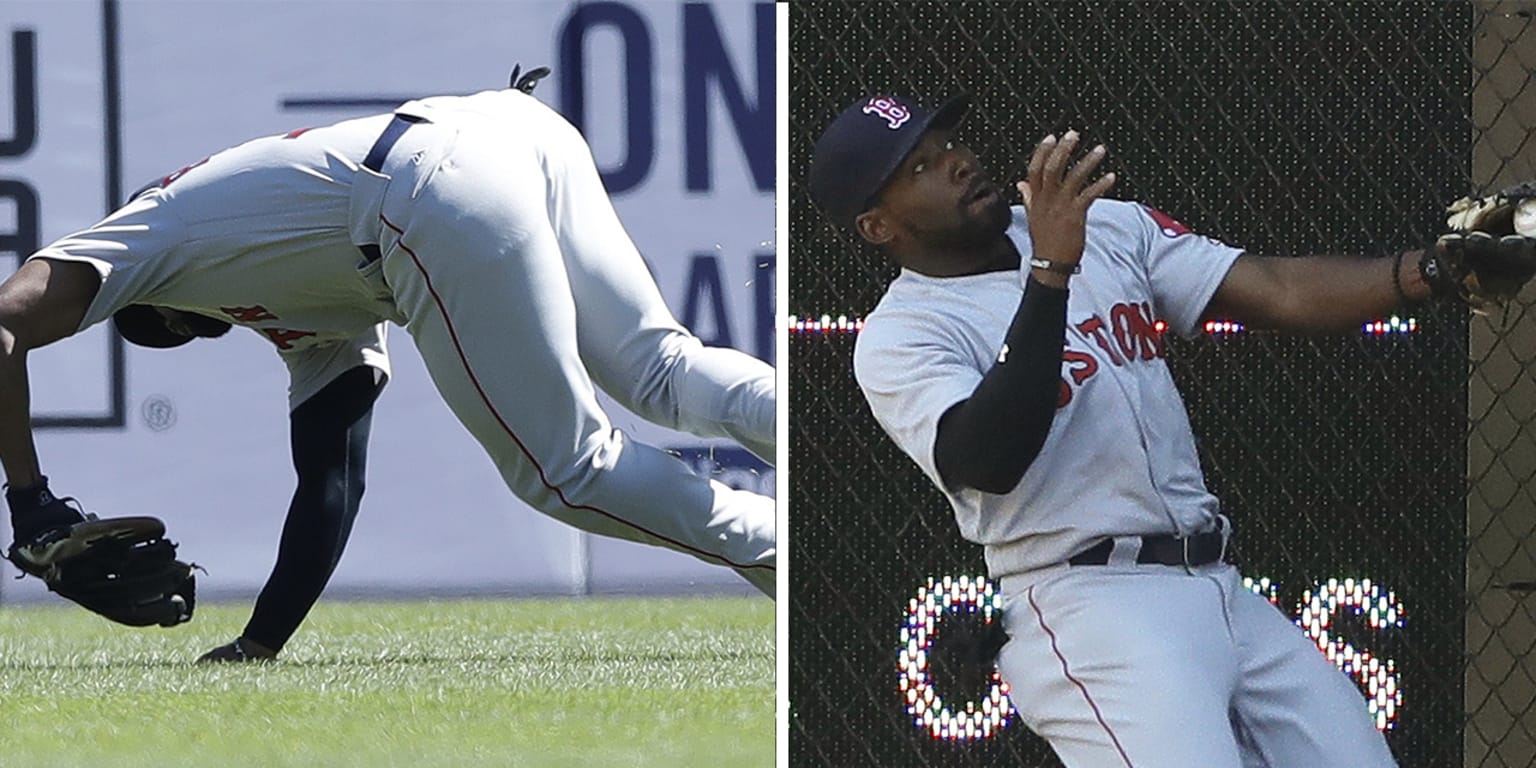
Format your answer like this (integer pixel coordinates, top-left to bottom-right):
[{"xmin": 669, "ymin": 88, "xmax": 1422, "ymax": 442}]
[{"xmin": 855, "ymin": 208, "xmax": 895, "ymax": 246}]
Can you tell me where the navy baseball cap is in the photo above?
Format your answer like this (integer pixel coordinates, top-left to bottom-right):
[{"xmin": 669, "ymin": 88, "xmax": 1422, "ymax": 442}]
[
  {"xmin": 808, "ymin": 94, "xmax": 972, "ymax": 230},
  {"xmin": 113, "ymin": 305, "xmax": 194, "ymax": 348}
]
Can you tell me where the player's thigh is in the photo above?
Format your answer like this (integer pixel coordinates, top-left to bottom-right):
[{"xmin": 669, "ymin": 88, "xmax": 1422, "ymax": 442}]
[
  {"xmin": 379, "ymin": 146, "xmax": 613, "ymax": 468},
  {"xmin": 1226, "ymin": 579, "xmax": 1398, "ymax": 768},
  {"xmin": 999, "ymin": 568, "xmax": 1244, "ymax": 768},
  {"xmin": 532, "ymin": 108, "xmax": 695, "ymax": 385}
]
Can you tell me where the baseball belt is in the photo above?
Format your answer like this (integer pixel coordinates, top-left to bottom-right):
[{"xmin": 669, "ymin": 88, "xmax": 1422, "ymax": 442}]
[
  {"xmin": 1068, "ymin": 520, "xmax": 1228, "ymax": 568},
  {"xmin": 355, "ymin": 113, "xmax": 430, "ymax": 265}
]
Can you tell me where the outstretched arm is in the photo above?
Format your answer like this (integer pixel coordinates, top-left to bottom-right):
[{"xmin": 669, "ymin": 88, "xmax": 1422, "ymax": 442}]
[
  {"xmin": 201, "ymin": 365, "xmax": 382, "ymax": 661},
  {"xmin": 0, "ymin": 259, "xmax": 103, "ymax": 546},
  {"xmin": 1202, "ymin": 250, "xmax": 1433, "ymax": 333},
  {"xmin": 0, "ymin": 259, "xmax": 100, "ymax": 490}
]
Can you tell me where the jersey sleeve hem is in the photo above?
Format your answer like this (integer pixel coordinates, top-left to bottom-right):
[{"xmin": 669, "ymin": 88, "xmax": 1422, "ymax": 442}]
[
  {"xmin": 1176, "ymin": 247, "xmax": 1243, "ymax": 337},
  {"xmin": 25, "ymin": 253, "xmax": 116, "ymax": 332}
]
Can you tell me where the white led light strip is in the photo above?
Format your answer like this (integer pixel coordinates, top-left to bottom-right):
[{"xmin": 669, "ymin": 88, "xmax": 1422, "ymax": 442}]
[
  {"xmin": 792, "ymin": 315, "xmax": 1420, "ymax": 335},
  {"xmin": 899, "ymin": 574, "xmax": 1405, "ymax": 740}
]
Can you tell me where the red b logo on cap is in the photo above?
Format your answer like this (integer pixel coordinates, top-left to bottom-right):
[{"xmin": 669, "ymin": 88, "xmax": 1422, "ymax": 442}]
[{"xmin": 862, "ymin": 97, "xmax": 912, "ymax": 129}]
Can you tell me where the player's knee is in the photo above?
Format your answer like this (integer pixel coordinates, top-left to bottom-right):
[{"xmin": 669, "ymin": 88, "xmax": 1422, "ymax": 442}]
[{"xmin": 537, "ymin": 428, "xmax": 626, "ymax": 498}]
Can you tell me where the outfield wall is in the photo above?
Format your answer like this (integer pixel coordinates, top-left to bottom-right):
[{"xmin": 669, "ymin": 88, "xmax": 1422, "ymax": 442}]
[{"xmin": 0, "ymin": 0, "xmax": 775, "ymax": 599}]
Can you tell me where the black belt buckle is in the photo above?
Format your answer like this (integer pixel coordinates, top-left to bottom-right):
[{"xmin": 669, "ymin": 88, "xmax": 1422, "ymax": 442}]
[
  {"xmin": 1178, "ymin": 518, "xmax": 1227, "ymax": 571},
  {"xmin": 1179, "ymin": 532, "xmax": 1208, "ymax": 573}
]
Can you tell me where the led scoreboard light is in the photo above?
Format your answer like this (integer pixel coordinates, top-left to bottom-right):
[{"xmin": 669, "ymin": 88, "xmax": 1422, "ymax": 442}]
[
  {"xmin": 899, "ymin": 576, "xmax": 1015, "ymax": 740},
  {"xmin": 898, "ymin": 574, "xmax": 1406, "ymax": 740}
]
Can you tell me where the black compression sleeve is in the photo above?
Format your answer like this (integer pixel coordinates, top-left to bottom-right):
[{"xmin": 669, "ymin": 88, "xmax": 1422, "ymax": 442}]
[
  {"xmin": 934, "ymin": 277, "xmax": 1069, "ymax": 494},
  {"xmin": 241, "ymin": 366, "xmax": 381, "ymax": 653}
]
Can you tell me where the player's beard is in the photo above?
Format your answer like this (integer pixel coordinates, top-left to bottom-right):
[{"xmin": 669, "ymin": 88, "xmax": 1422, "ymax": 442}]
[
  {"xmin": 975, "ymin": 190, "xmax": 1012, "ymax": 239},
  {"xmin": 924, "ymin": 187, "xmax": 1012, "ymax": 252}
]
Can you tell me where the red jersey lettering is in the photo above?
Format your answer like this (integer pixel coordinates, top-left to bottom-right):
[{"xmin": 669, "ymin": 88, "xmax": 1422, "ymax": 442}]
[
  {"xmin": 160, "ymin": 157, "xmax": 210, "ymax": 188},
  {"xmin": 1131, "ymin": 302, "xmax": 1165, "ymax": 359},
  {"xmin": 221, "ymin": 305, "xmax": 280, "ymax": 323},
  {"xmin": 1075, "ymin": 315, "xmax": 1124, "ymax": 366},
  {"xmin": 1062, "ymin": 349, "xmax": 1099, "ymax": 385},
  {"xmin": 261, "ymin": 328, "xmax": 318, "ymax": 351},
  {"xmin": 1110, "ymin": 303, "xmax": 1143, "ymax": 361}
]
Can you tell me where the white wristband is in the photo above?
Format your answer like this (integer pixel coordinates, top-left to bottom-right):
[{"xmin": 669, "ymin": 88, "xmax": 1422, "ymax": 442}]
[{"xmin": 1028, "ymin": 257, "xmax": 1081, "ymax": 275}]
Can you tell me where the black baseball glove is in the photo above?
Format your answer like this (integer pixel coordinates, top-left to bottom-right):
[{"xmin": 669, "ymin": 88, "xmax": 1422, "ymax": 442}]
[
  {"xmin": 7, "ymin": 515, "xmax": 197, "ymax": 628},
  {"xmin": 1421, "ymin": 181, "xmax": 1536, "ymax": 313}
]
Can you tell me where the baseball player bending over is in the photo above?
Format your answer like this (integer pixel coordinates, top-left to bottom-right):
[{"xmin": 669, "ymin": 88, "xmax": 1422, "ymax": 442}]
[
  {"xmin": 812, "ymin": 95, "xmax": 1536, "ymax": 766},
  {"xmin": 0, "ymin": 73, "xmax": 776, "ymax": 661}
]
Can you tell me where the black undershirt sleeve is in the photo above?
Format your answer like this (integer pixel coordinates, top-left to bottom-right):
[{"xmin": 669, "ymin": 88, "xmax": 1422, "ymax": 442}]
[
  {"xmin": 241, "ymin": 365, "xmax": 382, "ymax": 653},
  {"xmin": 934, "ymin": 277, "xmax": 1070, "ymax": 495}
]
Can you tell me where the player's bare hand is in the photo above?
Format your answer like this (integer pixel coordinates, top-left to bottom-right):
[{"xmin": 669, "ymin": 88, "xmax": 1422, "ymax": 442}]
[{"xmin": 1017, "ymin": 131, "xmax": 1115, "ymax": 274}]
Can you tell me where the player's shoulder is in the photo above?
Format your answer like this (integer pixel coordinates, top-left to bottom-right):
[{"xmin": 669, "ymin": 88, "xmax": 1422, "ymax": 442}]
[
  {"xmin": 858, "ymin": 270, "xmax": 977, "ymax": 344},
  {"xmin": 1082, "ymin": 198, "xmax": 1176, "ymax": 256},
  {"xmin": 851, "ymin": 314, "xmax": 894, "ymax": 388},
  {"xmin": 858, "ymin": 281, "xmax": 920, "ymax": 344},
  {"xmin": 1091, "ymin": 198, "xmax": 1215, "ymax": 242},
  {"xmin": 855, "ymin": 278, "xmax": 934, "ymax": 363}
]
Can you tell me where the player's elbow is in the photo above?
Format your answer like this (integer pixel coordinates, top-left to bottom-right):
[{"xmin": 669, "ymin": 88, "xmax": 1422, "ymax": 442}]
[
  {"xmin": 0, "ymin": 322, "xmax": 19, "ymax": 359},
  {"xmin": 0, "ymin": 305, "xmax": 52, "ymax": 359},
  {"xmin": 0, "ymin": 324, "xmax": 31, "ymax": 413},
  {"xmin": 936, "ymin": 400, "xmax": 1055, "ymax": 495},
  {"xmin": 937, "ymin": 442, "xmax": 1031, "ymax": 496},
  {"xmin": 968, "ymin": 468, "xmax": 1027, "ymax": 496},
  {"xmin": 0, "ymin": 295, "xmax": 36, "ymax": 356}
]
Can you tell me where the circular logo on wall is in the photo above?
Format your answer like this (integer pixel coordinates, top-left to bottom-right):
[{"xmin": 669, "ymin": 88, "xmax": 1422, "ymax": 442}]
[{"xmin": 142, "ymin": 395, "xmax": 176, "ymax": 432}]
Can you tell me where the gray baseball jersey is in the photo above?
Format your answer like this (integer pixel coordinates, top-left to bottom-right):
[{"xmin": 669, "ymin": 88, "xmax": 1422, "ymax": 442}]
[
  {"xmin": 857, "ymin": 197, "xmax": 1397, "ymax": 764},
  {"xmin": 33, "ymin": 112, "xmax": 400, "ymax": 408},
  {"xmin": 854, "ymin": 199, "xmax": 1243, "ymax": 580}
]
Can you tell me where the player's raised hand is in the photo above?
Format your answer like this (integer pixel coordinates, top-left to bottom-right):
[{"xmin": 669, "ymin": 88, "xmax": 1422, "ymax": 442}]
[{"xmin": 1017, "ymin": 130, "xmax": 1115, "ymax": 280}]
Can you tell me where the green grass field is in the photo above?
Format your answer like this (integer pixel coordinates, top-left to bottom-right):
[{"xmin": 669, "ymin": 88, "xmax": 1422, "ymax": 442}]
[{"xmin": 0, "ymin": 596, "xmax": 773, "ymax": 768}]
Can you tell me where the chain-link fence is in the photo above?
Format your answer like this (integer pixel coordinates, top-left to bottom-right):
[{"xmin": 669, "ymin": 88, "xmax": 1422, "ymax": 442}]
[{"xmin": 789, "ymin": 2, "xmax": 1536, "ymax": 766}]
